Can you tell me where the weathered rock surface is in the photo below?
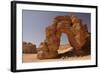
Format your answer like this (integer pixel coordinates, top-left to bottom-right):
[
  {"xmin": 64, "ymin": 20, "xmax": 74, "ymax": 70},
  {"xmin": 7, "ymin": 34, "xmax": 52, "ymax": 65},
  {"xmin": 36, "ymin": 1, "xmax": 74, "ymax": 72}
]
[
  {"xmin": 23, "ymin": 42, "xmax": 37, "ymax": 54},
  {"xmin": 37, "ymin": 15, "xmax": 91, "ymax": 59}
]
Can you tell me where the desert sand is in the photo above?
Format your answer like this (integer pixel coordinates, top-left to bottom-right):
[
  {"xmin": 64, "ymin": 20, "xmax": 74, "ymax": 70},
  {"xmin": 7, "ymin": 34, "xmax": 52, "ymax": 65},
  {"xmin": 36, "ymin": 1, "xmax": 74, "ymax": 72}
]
[
  {"xmin": 23, "ymin": 54, "xmax": 90, "ymax": 63},
  {"xmin": 22, "ymin": 44, "xmax": 91, "ymax": 63}
]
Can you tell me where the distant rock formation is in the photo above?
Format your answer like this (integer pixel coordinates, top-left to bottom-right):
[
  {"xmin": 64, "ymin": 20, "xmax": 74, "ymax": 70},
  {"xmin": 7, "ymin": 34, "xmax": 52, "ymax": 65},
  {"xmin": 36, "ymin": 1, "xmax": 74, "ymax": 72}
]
[
  {"xmin": 37, "ymin": 15, "xmax": 91, "ymax": 59},
  {"xmin": 23, "ymin": 42, "xmax": 37, "ymax": 54}
]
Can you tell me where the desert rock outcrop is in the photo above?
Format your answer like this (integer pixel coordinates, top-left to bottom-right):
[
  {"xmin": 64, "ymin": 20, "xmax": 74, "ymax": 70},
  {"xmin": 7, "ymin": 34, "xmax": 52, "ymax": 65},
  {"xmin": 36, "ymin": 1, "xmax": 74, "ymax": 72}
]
[
  {"xmin": 23, "ymin": 42, "xmax": 37, "ymax": 54},
  {"xmin": 37, "ymin": 15, "xmax": 90, "ymax": 59}
]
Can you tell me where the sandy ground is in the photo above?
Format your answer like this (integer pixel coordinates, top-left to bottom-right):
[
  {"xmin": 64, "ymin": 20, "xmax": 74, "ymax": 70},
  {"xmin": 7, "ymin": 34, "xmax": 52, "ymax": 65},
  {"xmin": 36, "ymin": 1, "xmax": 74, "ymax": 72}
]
[
  {"xmin": 22, "ymin": 44, "xmax": 91, "ymax": 63},
  {"xmin": 22, "ymin": 54, "xmax": 91, "ymax": 63}
]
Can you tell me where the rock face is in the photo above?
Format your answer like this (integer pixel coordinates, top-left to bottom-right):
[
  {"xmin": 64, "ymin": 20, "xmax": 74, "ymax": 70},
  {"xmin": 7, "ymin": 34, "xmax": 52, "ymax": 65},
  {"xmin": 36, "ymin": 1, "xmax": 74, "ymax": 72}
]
[
  {"xmin": 23, "ymin": 42, "xmax": 37, "ymax": 54},
  {"xmin": 37, "ymin": 15, "xmax": 90, "ymax": 59},
  {"xmin": 37, "ymin": 42, "xmax": 58, "ymax": 59}
]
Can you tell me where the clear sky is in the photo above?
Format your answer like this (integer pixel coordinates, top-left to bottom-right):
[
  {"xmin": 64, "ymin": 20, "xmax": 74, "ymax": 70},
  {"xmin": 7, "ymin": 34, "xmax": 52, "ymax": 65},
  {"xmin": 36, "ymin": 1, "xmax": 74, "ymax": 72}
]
[{"xmin": 22, "ymin": 10, "xmax": 91, "ymax": 48}]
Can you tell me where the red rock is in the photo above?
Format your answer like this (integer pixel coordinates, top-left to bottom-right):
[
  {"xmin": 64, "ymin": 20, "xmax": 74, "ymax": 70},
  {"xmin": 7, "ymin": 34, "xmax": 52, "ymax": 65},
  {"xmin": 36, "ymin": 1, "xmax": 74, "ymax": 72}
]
[{"xmin": 37, "ymin": 15, "xmax": 90, "ymax": 59}]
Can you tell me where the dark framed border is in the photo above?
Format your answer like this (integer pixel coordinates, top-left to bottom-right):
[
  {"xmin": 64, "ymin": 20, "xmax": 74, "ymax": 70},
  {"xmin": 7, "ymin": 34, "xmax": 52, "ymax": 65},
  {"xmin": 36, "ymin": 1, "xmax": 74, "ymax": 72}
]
[{"xmin": 11, "ymin": 1, "xmax": 98, "ymax": 72}]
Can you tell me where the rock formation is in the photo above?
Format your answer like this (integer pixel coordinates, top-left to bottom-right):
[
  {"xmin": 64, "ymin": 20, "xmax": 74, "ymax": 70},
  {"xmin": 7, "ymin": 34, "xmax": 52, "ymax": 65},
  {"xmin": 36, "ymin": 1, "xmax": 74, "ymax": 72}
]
[
  {"xmin": 23, "ymin": 42, "xmax": 37, "ymax": 54},
  {"xmin": 37, "ymin": 15, "xmax": 90, "ymax": 59}
]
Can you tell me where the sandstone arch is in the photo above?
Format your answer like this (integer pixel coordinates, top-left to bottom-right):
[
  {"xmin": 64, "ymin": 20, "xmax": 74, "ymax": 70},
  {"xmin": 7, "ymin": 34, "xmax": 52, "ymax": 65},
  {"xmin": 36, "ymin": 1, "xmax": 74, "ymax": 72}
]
[{"xmin": 37, "ymin": 15, "xmax": 90, "ymax": 59}]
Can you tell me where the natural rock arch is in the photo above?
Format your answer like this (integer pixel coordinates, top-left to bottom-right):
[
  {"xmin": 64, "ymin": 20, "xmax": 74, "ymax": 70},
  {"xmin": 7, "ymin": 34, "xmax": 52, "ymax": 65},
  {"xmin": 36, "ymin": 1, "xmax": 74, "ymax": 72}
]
[{"xmin": 37, "ymin": 15, "xmax": 90, "ymax": 59}]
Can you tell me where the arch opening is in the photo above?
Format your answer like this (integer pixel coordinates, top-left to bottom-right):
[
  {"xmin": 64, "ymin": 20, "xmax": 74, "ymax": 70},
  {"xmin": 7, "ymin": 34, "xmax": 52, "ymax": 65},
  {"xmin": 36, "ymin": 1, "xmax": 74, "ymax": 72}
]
[
  {"xmin": 60, "ymin": 33, "xmax": 69, "ymax": 46},
  {"xmin": 58, "ymin": 33, "xmax": 72, "ymax": 54}
]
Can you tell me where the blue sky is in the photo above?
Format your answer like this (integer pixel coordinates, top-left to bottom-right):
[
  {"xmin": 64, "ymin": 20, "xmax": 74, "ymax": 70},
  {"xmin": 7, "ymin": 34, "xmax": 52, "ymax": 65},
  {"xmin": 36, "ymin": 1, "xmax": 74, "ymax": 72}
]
[{"xmin": 22, "ymin": 10, "xmax": 91, "ymax": 48}]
